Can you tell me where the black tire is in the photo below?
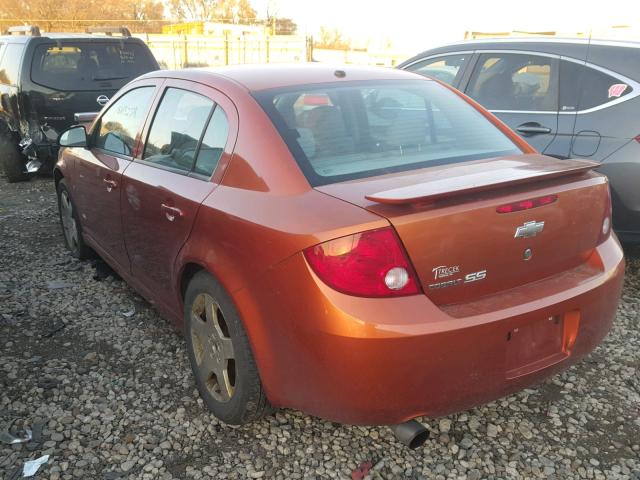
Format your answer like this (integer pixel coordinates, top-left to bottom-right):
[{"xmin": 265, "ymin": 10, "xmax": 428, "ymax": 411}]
[
  {"xmin": 0, "ymin": 133, "xmax": 27, "ymax": 183},
  {"xmin": 56, "ymin": 178, "xmax": 92, "ymax": 259},
  {"xmin": 184, "ymin": 271, "xmax": 271, "ymax": 424}
]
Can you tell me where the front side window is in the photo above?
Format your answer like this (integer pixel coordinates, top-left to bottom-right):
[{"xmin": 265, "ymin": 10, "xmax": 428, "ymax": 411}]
[
  {"xmin": 95, "ymin": 87, "xmax": 155, "ymax": 156},
  {"xmin": 31, "ymin": 42, "xmax": 157, "ymax": 91},
  {"xmin": 255, "ymin": 80, "xmax": 520, "ymax": 186},
  {"xmin": 404, "ymin": 54, "xmax": 469, "ymax": 85},
  {"xmin": 560, "ymin": 60, "xmax": 633, "ymax": 112},
  {"xmin": 467, "ymin": 53, "xmax": 558, "ymax": 112},
  {"xmin": 143, "ymin": 88, "xmax": 214, "ymax": 172}
]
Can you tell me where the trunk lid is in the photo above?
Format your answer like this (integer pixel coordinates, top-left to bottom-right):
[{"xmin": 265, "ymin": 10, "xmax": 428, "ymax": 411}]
[{"xmin": 316, "ymin": 154, "xmax": 609, "ymax": 306}]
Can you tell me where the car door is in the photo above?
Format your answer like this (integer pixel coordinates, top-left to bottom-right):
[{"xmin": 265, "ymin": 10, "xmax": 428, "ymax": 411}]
[
  {"xmin": 402, "ymin": 52, "xmax": 472, "ymax": 88},
  {"xmin": 121, "ymin": 79, "xmax": 237, "ymax": 308},
  {"xmin": 463, "ymin": 51, "xmax": 560, "ymax": 153},
  {"xmin": 73, "ymin": 82, "xmax": 158, "ymax": 270}
]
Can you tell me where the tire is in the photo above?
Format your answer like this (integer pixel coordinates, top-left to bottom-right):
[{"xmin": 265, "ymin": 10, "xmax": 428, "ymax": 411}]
[
  {"xmin": 0, "ymin": 133, "xmax": 27, "ymax": 183},
  {"xmin": 56, "ymin": 178, "xmax": 91, "ymax": 259},
  {"xmin": 184, "ymin": 271, "xmax": 271, "ymax": 424}
]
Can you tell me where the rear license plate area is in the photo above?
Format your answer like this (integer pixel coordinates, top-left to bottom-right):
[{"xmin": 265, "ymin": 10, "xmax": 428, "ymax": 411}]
[{"xmin": 505, "ymin": 311, "xmax": 580, "ymax": 380}]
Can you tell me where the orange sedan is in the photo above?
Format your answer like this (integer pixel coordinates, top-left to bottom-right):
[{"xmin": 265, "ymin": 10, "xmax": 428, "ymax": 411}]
[{"xmin": 55, "ymin": 64, "xmax": 624, "ymax": 447}]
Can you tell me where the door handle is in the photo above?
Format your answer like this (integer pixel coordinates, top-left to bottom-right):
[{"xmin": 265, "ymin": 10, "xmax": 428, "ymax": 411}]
[
  {"xmin": 161, "ymin": 203, "xmax": 184, "ymax": 222},
  {"xmin": 103, "ymin": 178, "xmax": 118, "ymax": 192},
  {"xmin": 516, "ymin": 123, "xmax": 552, "ymax": 136}
]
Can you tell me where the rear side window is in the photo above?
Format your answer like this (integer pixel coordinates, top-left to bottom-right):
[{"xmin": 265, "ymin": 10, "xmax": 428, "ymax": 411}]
[
  {"xmin": 0, "ymin": 44, "xmax": 25, "ymax": 86},
  {"xmin": 560, "ymin": 60, "xmax": 633, "ymax": 112},
  {"xmin": 143, "ymin": 88, "xmax": 214, "ymax": 172},
  {"xmin": 31, "ymin": 42, "xmax": 157, "ymax": 91},
  {"xmin": 467, "ymin": 53, "xmax": 558, "ymax": 112},
  {"xmin": 95, "ymin": 87, "xmax": 155, "ymax": 156},
  {"xmin": 255, "ymin": 80, "xmax": 520, "ymax": 186},
  {"xmin": 194, "ymin": 107, "xmax": 229, "ymax": 177},
  {"xmin": 404, "ymin": 54, "xmax": 469, "ymax": 85}
]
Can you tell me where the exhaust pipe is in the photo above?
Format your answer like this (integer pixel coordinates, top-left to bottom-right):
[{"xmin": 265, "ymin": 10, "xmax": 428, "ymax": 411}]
[{"xmin": 390, "ymin": 420, "xmax": 429, "ymax": 449}]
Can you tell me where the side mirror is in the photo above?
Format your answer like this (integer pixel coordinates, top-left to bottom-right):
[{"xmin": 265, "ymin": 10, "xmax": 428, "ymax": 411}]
[{"xmin": 59, "ymin": 125, "xmax": 87, "ymax": 148}]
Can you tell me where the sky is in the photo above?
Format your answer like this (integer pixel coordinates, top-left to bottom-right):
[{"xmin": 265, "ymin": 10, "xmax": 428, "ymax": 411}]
[{"xmin": 250, "ymin": 0, "xmax": 640, "ymax": 53}]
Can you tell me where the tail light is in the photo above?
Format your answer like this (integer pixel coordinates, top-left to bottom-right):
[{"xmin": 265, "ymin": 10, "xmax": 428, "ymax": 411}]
[
  {"xmin": 599, "ymin": 184, "xmax": 613, "ymax": 243},
  {"xmin": 303, "ymin": 227, "xmax": 420, "ymax": 297},
  {"xmin": 496, "ymin": 195, "xmax": 557, "ymax": 213}
]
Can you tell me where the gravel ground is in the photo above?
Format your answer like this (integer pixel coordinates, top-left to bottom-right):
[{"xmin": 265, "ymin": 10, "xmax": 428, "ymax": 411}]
[{"xmin": 1, "ymin": 176, "xmax": 639, "ymax": 480}]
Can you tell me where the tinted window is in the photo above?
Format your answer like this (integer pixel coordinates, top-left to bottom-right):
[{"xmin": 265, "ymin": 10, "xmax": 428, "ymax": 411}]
[
  {"xmin": 31, "ymin": 42, "xmax": 157, "ymax": 91},
  {"xmin": 194, "ymin": 106, "xmax": 229, "ymax": 177},
  {"xmin": 405, "ymin": 54, "xmax": 468, "ymax": 85},
  {"xmin": 560, "ymin": 60, "xmax": 633, "ymax": 112},
  {"xmin": 95, "ymin": 87, "xmax": 155, "ymax": 156},
  {"xmin": 143, "ymin": 88, "xmax": 214, "ymax": 172},
  {"xmin": 0, "ymin": 44, "xmax": 24, "ymax": 85},
  {"xmin": 255, "ymin": 80, "xmax": 520, "ymax": 186},
  {"xmin": 467, "ymin": 53, "xmax": 558, "ymax": 111}
]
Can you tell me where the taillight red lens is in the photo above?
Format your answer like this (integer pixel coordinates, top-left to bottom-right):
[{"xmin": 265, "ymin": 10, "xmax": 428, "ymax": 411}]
[
  {"xmin": 303, "ymin": 227, "xmax": 420, "ymax": 297},
  {"xmin": 496, "ymin": 195, "xmax": 558, "ymax": 213}
]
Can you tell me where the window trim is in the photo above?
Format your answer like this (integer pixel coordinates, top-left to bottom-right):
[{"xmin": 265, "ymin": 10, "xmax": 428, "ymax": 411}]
[
  {"xmin": 401, "ymin": 50, "xmax": 474, "ymax": 70},
  {"xmin": 467, "ymin": 49, "xmax": 640, "ymax": 115},
  {"xmin": 91, "ymin": 85, "xmax": 157, "ymax": 159},
  {"xmin": 402, "ymin": 51, "xmax": 474, "ymax": 87}
]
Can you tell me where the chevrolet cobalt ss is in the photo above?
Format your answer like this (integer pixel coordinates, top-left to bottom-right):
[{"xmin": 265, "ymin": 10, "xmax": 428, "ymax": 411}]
[{"xmin": 55, "ymin": 65, "xmax": 624, "ymax": 447}]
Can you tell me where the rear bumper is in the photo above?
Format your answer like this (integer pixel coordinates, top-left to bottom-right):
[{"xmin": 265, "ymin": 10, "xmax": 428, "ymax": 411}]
[{"xmin": 237, "ymin": 235, "xmax": 624, "ymax": 425}]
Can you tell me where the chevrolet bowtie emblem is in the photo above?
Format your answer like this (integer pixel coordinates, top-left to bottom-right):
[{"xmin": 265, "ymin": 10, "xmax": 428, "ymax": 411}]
[{"xmin": 514, "ymin": 220, "xmax": 545, "ymax": 239}]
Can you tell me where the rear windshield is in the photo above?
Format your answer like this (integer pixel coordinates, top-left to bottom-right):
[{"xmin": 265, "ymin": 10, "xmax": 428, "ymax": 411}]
[
  {"xmin": 31, "ymin": 42, "xmax": 157, "ymax": 91},
  {"xmin": 254, "ymin": 80, "xmax": 521, "ymax": 186}
]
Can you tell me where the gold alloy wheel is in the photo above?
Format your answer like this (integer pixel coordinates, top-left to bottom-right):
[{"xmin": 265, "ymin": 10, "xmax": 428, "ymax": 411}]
[
  {"xmin": 60, "ymin": 190, "xmax": 79, "ymax": 250},
  {"xmin": 191, "ymin": 293, "xmax": 236, "ymax": 402}
]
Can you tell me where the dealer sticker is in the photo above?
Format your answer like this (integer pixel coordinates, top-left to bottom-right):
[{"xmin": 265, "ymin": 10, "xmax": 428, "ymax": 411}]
[{"xmin": 608, "ymin": 83, "xmax": 628, "ymax": 98}]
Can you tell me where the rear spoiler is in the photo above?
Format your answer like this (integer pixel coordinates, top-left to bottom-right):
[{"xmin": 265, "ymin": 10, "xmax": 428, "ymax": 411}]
[{"xmin": 365, "ymin": 157, "xmax": 599, "ymax": 205}]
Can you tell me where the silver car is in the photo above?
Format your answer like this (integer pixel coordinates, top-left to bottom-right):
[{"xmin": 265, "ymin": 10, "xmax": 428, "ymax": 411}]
[{"xmin": 399, "ymin": 38, "xmax": 640, "ymax": 242}]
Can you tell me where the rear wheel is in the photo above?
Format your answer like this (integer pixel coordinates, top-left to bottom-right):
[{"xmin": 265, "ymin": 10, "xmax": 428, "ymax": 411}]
[
  {"xmin": 56, "ymin": 179, "xmax": 91, "ymax": 259},
  {"xmin": 0, "ymin": 133, "xmax": 27, "ymax": 183},
  {"xmin": 184, "ymin": 271, "xmax": 271, "ymax": 424}
]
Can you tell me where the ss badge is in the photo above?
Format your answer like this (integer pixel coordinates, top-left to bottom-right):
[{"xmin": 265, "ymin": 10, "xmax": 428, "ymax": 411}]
[{"xmin": 464, "ymin": 270, "xmax": 487, "ymax": 283}]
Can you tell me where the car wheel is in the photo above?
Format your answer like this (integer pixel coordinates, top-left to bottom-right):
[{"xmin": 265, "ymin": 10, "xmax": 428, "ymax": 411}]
[
  {"xmin": 56, "ymin": 179, "xmax": 91, "ymax": 259},
  {"xmin": 184, "ymin": 271, "xmax": 271, "ymax": 424},
  {"xmin": 0, "ymin": 133, "xmax": 28, "ymax": 183}
]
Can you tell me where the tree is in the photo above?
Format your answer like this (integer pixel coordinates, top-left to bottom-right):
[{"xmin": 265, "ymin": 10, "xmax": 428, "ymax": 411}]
[
  {"xmin": 133, "ymin": 0, "xmax": 165, "ymax": 23},
  {"xmin": 314, "ymin": 26, "xmax": 350, "ymax": 50},
  {"xmin": 0, "ymin": 0, "xmax": 164, "ymax": 32},
  {"xmin": 217, "ymin": 0, "xmax": 257, "ymax": 23},
  {"xmin": 268, "ymin": 17, "xmax": 297, "ymax": 35},
  {"xmin": 168, "ymin": 0, "xmax": 257, "ymax": 23}
]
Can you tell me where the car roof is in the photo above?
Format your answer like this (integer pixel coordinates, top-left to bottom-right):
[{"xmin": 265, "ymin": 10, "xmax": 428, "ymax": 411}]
[
  {"xmin": 140, "ymin": 63, "xmax": 425, "ymax": 92},
  {"xmin": 429, "ymin": 37, "xmax": 640, "ymax": 50}
]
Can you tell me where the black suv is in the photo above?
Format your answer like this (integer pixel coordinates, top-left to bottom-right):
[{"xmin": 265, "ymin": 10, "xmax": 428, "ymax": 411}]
[{"xmin": 0, "ymin": 25, "xmax": 159, "ymax": 182}]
